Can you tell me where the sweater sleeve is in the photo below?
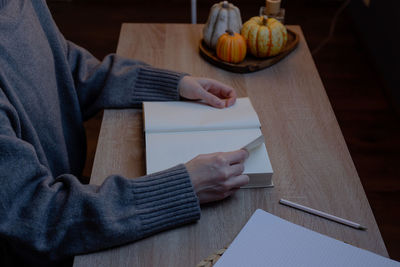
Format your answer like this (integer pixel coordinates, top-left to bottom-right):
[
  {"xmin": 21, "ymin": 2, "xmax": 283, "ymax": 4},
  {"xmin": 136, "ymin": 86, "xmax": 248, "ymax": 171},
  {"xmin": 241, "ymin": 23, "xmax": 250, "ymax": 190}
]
[
  {"xmin": 65, "ymin": 41, "xmax": 188, "ymax": 119},
  {"xmin": 0, "ymin": 99, "xmax": 200, "ymax": 263}
]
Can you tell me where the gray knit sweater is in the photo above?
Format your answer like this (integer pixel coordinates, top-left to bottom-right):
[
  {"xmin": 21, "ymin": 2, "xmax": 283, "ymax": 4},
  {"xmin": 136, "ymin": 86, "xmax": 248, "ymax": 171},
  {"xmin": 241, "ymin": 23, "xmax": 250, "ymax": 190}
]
[{"xmin": 0, "ymin": 0, "xmax": 200, "ymax": 265}]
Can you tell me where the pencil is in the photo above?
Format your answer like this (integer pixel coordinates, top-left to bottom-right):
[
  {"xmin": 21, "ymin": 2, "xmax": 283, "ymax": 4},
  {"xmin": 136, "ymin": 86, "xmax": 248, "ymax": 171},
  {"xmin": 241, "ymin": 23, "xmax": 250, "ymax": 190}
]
[{"xmin": 279, "ymin": 198, "xmax": 367, "ymax": 230}]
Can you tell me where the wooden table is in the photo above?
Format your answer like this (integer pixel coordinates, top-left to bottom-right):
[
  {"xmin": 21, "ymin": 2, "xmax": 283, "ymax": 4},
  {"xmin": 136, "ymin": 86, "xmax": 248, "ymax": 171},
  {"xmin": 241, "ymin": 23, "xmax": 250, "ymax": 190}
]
[{"xmin": 73, "ymin": 24, "xmax": 388, "ymax": 266}]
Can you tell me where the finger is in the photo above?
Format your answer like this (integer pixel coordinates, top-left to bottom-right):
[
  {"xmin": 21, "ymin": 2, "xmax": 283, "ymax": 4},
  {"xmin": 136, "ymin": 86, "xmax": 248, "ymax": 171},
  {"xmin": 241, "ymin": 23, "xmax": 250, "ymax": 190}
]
[
  {"xmin": 224, "ymin": 88, "xmax": 237, "ymax": 107},
  {"xmin": 207, "ymin": 86, "xmax": 236, "ymax": 107},
  {"xmin": 221, "ymin": 149, "xmax": 249, "ymax": 165},
  {"xmin": 208, "ymin": 90, "xmax": 236, "ymax": 108},
  {"xmin": 225, "ymin": 174, "xmax": 250, "ymax": 189},
  {"xmin": 198, "ymin": 89, "xmax": 225, "ymax": 108},
  {"xmin": 225, "ymin": 96, "xmax": 236, "ymax": 107},
  {"xmin": 198, "ymin": 79, "xmax": 237, "ymax": 107},
  {"xmin": 207, "ymin": 85, "xmax": 235, "ymax": 99},
  {"xmin": 226, "ymin": 162, "xmax": 245, "ymax": 177},
  {"xmin": 200, "ymin": 78, "xmax": 236, "ymax": 97}
]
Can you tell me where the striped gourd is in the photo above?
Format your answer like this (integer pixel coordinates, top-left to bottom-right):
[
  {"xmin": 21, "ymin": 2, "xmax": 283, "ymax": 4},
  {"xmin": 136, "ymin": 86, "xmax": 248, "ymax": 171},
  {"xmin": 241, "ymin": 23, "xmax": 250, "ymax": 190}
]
[
  {"xmin": 216, "ymin": 30, "xmax": 247, "ymax": 64},
  {"xmin": 241, "ymin": 16, "xmax": 287, "ymax": 58}
]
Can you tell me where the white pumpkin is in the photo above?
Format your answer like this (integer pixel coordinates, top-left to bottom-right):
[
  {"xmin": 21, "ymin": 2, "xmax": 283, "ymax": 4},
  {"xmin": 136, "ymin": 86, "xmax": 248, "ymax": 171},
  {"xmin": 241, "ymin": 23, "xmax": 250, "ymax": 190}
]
[{"xmin": 203, "ymin": 1, "xmax": 242, "ymax": 49}]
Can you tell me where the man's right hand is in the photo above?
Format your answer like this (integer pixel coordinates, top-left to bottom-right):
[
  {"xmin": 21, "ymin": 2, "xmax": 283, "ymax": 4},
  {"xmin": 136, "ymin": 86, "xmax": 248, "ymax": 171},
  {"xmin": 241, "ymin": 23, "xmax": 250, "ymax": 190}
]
[{"xmin": 185, "ymin": 149, "xmax": 250, "ymax": 204}]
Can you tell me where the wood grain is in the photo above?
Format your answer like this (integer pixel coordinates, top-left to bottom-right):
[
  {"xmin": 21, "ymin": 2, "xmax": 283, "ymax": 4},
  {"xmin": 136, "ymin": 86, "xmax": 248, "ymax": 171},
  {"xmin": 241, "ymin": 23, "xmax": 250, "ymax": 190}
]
[{"xmin": 73, "ymin": 24, "xmax": 388, "ymax": 267}]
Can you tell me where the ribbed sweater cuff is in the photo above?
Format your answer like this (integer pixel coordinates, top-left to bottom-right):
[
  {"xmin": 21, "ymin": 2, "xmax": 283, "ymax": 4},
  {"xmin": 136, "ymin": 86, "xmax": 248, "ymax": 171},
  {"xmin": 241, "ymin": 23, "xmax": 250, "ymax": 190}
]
[
  {"xmin": 132, "ymin": 66, "xmax": 188, "ymax": 104},
  {"xmin": 0, "ymin": 0, "xmax": 10, "ymax": 8},
  {"xmin": 128, "ymin": 164, "xmax": 200, "ymax": 236}
]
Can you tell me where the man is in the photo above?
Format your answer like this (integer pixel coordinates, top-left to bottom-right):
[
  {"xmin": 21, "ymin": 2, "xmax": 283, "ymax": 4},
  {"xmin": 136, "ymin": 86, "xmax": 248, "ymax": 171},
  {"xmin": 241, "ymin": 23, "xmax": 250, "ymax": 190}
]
[{"xmin": 0, "ymin": 0, "xmax": 249, "ymax": 265}]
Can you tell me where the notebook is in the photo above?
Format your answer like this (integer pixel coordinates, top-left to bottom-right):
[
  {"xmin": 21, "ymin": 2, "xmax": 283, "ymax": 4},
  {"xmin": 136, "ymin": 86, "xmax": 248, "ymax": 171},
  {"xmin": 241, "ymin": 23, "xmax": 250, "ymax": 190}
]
[
  {"xmin": 143, "ymin": 98, "xmax": 273, "ymax": 188},
  {"xmin": 214, "ymin": 209, "xmax": 399, "ymax": 267}
]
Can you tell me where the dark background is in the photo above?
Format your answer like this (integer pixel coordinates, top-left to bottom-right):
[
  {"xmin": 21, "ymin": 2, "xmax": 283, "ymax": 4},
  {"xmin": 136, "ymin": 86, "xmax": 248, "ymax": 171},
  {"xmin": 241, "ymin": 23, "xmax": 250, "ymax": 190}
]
[{"xmin": 47, "ymin": 0, "xmax": 400, "ymax": 261}]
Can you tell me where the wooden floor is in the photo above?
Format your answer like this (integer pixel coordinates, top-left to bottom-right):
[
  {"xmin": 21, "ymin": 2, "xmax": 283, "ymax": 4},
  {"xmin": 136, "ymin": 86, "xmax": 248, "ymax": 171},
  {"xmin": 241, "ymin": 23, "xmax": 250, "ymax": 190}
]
[{"xmin": 48, "ymin": 0, "xmax": 400, "ymax": 261}]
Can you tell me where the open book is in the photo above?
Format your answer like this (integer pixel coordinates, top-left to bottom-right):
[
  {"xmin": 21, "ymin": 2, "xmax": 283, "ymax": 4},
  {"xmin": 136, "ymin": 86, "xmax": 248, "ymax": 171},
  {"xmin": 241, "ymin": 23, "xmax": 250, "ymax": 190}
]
[
  {"xmin": 143, "ymin": 98, "xmax": 273, "ymax": 188},
  {"xmin": 214, "ymin": 209, "xmax": 399, "ymax": 267}
]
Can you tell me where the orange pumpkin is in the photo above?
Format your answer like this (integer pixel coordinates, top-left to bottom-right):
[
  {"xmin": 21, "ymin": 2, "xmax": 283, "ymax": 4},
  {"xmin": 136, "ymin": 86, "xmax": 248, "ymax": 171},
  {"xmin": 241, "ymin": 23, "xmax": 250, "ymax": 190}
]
[
  {"xmin": 241, "ymin": 15, "xmax": 287, "ymax": 58},
  {"xmin": 216, "ymin": 30, "xmax": 247, "ymax": 64}
]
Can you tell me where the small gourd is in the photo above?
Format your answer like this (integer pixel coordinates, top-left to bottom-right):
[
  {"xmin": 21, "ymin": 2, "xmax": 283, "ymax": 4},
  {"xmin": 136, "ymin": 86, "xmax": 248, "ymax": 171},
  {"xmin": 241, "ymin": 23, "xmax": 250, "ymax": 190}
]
[
  {"xmin": 203, "ymin": 1, "xmax": 242, "ymax": 49},
  {"xmin": 241, "ymin": 15, "xmax": 287, "ymax": 58},
  {"xmin": 216, "ymin": 30, "xmax": 247, "ymax": 64}
]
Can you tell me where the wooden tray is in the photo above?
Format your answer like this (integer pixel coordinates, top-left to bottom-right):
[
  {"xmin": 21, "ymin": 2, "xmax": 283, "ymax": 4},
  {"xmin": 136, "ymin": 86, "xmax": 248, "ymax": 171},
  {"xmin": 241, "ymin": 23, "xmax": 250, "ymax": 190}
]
[{"xmin": 199, "ymin": 28, "xmax": 299, "ymax": 73}]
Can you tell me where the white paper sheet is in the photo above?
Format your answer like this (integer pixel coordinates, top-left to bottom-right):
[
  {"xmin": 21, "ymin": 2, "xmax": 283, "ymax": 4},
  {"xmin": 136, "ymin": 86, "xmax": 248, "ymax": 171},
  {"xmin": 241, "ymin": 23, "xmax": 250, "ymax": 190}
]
[
  {"xmin": 143, "ymin": 98, "xmax": 261, "ymax": 133},
  {"xmin": 214, "ymin": 209, "xmax": 400, "ymax": 267},
  {"xmin": 145, "ymin": 128, "xmax": 272, "ymax": 175}
]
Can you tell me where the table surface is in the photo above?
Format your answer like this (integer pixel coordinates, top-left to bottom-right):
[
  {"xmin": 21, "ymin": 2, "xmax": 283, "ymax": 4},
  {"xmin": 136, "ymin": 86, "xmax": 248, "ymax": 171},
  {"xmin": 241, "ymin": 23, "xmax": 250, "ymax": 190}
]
[{"xmin": 73, "ymin": 24, "xmax": 388, "ymax": 267}]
